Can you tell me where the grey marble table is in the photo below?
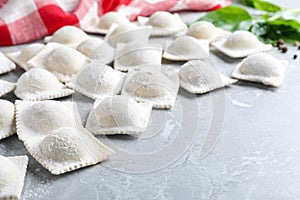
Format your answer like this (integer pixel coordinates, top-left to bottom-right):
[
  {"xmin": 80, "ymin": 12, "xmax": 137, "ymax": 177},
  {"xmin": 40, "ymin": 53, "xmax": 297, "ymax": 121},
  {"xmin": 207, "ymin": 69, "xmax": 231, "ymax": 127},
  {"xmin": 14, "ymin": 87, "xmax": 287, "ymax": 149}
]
[{"xmin": 1, "ymin": 1, "xmax": 300, "ymax": 199}]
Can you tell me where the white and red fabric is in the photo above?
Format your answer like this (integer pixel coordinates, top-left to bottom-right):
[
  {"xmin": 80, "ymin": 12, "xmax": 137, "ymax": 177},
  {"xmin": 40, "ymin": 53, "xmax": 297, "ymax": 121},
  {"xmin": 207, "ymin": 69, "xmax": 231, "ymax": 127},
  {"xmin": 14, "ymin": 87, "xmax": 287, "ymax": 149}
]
[{"xmin": 0, "ymin": 0, "xmax": 231, "ymax": 46}]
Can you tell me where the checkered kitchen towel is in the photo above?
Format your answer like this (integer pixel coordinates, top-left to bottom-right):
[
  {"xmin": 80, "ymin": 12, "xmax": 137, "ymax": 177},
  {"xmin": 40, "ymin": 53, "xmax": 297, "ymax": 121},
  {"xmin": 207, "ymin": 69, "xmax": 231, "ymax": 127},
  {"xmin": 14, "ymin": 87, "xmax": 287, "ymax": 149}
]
[{"xmin": 0, "ymin": 0, "xmax": 231, "ymax": 46}]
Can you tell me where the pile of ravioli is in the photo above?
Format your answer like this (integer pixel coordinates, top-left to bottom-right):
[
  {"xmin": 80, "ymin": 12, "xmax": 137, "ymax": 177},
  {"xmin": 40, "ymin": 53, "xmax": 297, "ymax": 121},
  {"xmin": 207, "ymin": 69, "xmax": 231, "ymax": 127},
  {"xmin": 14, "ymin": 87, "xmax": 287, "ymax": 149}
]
[{"xmin": 0, "ymin": 11, "xmax": 288, "ymax": 200}]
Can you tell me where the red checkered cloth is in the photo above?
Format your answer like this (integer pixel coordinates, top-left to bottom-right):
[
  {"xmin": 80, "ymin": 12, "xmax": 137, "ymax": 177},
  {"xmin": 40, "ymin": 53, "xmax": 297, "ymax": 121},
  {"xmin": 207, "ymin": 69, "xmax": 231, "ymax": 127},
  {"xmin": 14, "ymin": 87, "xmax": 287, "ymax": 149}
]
[{"xmin": 0, "ymin": 0, "xmax": 231, "ymax": 46}]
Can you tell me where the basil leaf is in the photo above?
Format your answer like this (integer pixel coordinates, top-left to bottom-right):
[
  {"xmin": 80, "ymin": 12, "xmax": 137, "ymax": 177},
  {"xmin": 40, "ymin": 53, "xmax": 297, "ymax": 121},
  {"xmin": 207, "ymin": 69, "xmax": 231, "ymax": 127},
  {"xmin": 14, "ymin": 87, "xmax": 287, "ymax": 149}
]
[
  {"xmin": 268, "ymin": 9, "xmax": 300, "ymax": 21},
  {"xmin": 192, "ymin": 3, "xmax": 299, "ymax": 44},
  {"xmin": 253, "ymin": 0, "xmax": 281, "ymax": 12},
  {"xmin": 247, "ymin": 19, "xmax": 300, "ymax": 44},
  {"xmin": 241, "ymin": 0, "xmax": 281, "ymax": 12},
  {"xmin": 198, "ymin": 6, "xmax": 252, "ymax": 31},
  {"xmin": 250, "ymin": 22, "xmax": 267, "ymax": 37},
  {"xmin": 241, "ymin": 0, "xmax": 254, "ymax": 7},
  {"xmin": 264, "ymin": 19, "xmax": 300, "ymax": 42}
]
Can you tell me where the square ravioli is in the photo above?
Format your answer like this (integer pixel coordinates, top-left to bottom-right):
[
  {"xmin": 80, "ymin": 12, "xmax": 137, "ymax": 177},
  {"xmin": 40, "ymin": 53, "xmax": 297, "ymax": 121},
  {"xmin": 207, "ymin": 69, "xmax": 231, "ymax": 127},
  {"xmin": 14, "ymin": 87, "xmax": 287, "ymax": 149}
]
[
  {"xmin": 27, "ymin": 43, "xmax": 88, "ymax": 83},
  {"xmin": 14, "ymin": 68, "xmax": 74, "ymax": 101},
  {"xmin": 138, "ymin": 11, "xmax": 187, "ymax": 36},
  {"xmin": 86, "ymin": 96, "xmax": 153, "ymax": 135},
  {"xmin": 0, "ymin": 52, "xmax": 16, "ymax": 75},
  {"xmin": 105, "ymin": 23, "xmax": 152, "ymax": 47},
  {"xmin": 66, "ymin": 62, "xmax": 126, "ymax": 100},
  {"xmin": 0, "ymin": 80, "xmax": 16, "ymax": 97},
  {"xmin": 179, "ymin": 60, "xmax": 237, "ymax": 94},
  {"xmin": 83, "ymin": 11, "xmax": 130, "ymax": 35},
  {"xmin": 45, "ymin": 26, "xmax": 88, "ymax": 47},
  {"xmin": 186, "ymin": 21, "xmax": 230, "ymax": 42},
  {"xmin": 0, "ymin": 100, "xmax": 16, "ymax": 140},
  {"xmin": 163, "ymin": 36, "xmax": 209, "ymax": 61},
  {"xmin": 212, "ymin": 30, "xmax": 272, "ymax": 58},
  {"xmin": 0, "ymin": 155, "xmax": 28, "ymax": 200},
  {"xmin": 232, "ymin": 53, "xmax": 288, "ymax": 87},
  {"xmin": 6, "ymin": 43, "xmax": 44, "ymax": 71},
  {"xmin": 114, "ymin": 41, "xmax": 162, "ymax": 71},
  {"xmin": 76, "ymin": 38, "xmax": 115, "ymax": 64},
  {"xmin": 15, "ymin": 100, "xmax": 114, "ymax": 175},
  {"xmin": 121, "ymin": 68, "xmax": 179, "ymax": 109}
]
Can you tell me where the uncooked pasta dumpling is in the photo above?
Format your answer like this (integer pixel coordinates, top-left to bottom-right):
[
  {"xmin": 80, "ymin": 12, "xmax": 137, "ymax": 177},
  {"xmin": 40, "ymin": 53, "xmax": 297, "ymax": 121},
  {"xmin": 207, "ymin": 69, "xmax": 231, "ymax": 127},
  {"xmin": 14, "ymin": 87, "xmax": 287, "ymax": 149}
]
[
  {"xmin": 67, "ymin": 62, "xmax": 126, "ymax": 100},
  {"xmin": 76, "ymin": 37, "xmax": 105, "ymax": 56},
  {"xmin": 84, "ymin": 11, "xmax": 130, "ymax": 34},
  {"xmin": 38, "ymin": 126, "xmax": 114, "ymax": 174},
  {"xmin": 6, "ymin": 43, "xmax": 44, "ymax": 71},
  {"xmin": 132, "ymin": 63, "xmax": 162, "ymax": 71},
  {"xmin": 27, "ymin": 43, "xmax": 87, "ymax": 82},
  {"xmin": 105, "ymin": 23, "xmax": 151, "ymax": 47},
  {"xmin": 232, "ymin": 53, "xmax": 288, "ymax": 87},
  {"xmin": 138, "ymin": 11, "xmax": 187, "ymax": 36},
  {"xmin": 39, "ymin": 127, "xmax": 86, "ymax": 162},
  {"xmin": 0, "ymin": 80, "xmax": 16, "ymax": 97},
  {"xmin": 15, "ymin": 100, "xmax": 114, "ymax": 175},
  {"xmin": 163, "ymin": 36, "xmax": 209, "ymax": 61},
  {"xmin": 186, "ymin": 21, "xmax": 230, "ymax": 42},
  {"xmin": 86, "ymin": 95, "xmax": 153, "ymax": 135},
  {"xmin": 87, "ymin": 41, "xmax": 115, "ymax": 64},
  {"xmin": 14, "ymin": 68, "xmax": 74, "ymax": 101},
  {"xmin": 179, "ymin": 60, "xmax": 237, "ymax": 94},
  {"xmin": 0, "ymin": 155, "xmax": 28, "ymax": 200},
  {"xmin": 77, "ymin": 37, "xmax": 115, "ymax": 64},
  {"xmin": 106, "ymin": 23, "xmax": 136, "ymax": 39},
  {"xmin": 98, "ymin": 12, "xmax": 130, "ymax": 29},
  {"xmin": 0, "ymin": 52, "xmax": 16, "ymax": 74},
  {"xmin": 114, "ymin": 41, "xmax": 162, "ymax": 71},
  {"xmin": 46, "ymin": 26, "xmax": 88, "ymax": 47},
  {"xmin": 43, "ymin": 47, "xmax": 87, "ymax": 82},
  {"xmin": 0, "ymin": 100, "xmax": 16, "ymax": 140},
  {"xmin": 0, "ymin": 157, "xmax": 18, "ymax": 188},
  {"xmin": 212, "ymin": 30, "xmax": 272, "ymax": 58},
  {"xmin": 122, "ymin": 68, "xmax": 179, "ymax": 109},
  {"xmin": 16, "ymin": 101, "xmax": 76, "ymax": 136}
]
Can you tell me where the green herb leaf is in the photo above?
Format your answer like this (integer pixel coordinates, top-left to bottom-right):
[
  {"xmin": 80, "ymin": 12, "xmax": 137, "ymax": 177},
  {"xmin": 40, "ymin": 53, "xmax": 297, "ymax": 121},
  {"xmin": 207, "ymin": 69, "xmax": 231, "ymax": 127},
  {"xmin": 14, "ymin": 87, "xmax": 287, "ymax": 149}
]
[
  {"xmin": 192, "ymin": 3, "xmax": 300, "ymax": 44},
  {"xmin": 198, "ymin": 6, "xmax": 252, "ymax": 31},
  {"xmin": 264, "ymin": 19, "xmax": 300, "ymax": 42},
  {"xmin": 241, "ymin": 0, "xmax": 255, "ymax": 7},
  {"xmin": 241, "ymin": 0, "xmax": 281, "ymax": 12},
  {"xmin": 253, "ymin": 0, "xmax": 281, "ymax": 12},
  {"xmin": 268, "ymin": 8, "xmax": 300, "ymax": 21}
]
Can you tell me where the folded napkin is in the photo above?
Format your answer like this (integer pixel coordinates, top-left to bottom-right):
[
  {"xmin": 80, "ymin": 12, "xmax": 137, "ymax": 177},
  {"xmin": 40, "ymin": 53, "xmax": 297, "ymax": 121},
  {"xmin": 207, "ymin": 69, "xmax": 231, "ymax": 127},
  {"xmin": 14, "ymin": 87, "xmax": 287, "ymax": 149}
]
[{"xmin": 0, "ymin": 0, "xmax": 231, "ymax": 46}]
